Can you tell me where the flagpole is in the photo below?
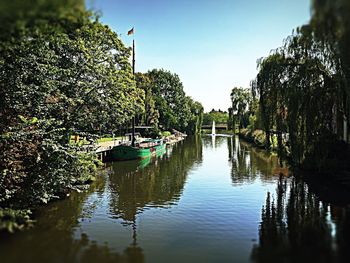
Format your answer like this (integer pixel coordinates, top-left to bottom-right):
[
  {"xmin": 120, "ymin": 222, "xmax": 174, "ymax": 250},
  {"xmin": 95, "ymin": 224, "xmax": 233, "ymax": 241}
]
[
  {"xmin": 131, "ymin": 30, "xmax": 136, "ymax": 147},
  {"xmin": 132, "ymin": 38, "xmax": 135, "ymax": 75}
]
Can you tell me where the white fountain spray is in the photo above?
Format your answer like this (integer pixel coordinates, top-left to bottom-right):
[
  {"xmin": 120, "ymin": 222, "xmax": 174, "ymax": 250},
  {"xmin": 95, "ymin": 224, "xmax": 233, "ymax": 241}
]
[{"xmin": 211, "ymin": 121, "xmax": 216, "ymax": 136}]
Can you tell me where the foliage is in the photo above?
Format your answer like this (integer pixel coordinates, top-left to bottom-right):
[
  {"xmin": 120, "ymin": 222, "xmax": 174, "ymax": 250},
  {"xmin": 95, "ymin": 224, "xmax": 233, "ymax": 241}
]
[
  {"xmin": 137, "ymin": 69, "xmax": 203, "ymax": 134},
  {"xmin": 184, "ymin": 97, "xmax": 204, "ymax": 134},
  {"xmin": 240, "ymin": 129, "xmax": 267, "ymax": 148},
  {"xmin": 146, "ymin": 69, "xmax": 191, "ymax": 131},
  {"xmin": 311, "ymin": 0, "xmax": 350, "ymax": 121},
  {"xmin": 228, "ymin": 88, "xmax": 259, "ymax": 133},
  {"xmin": 0, "ymin": 0, "xmax": 204, "ymax": 232},
  {"xmin": 0, "ymin": 208, "xmax": 33, "ymax": 233},
  {"xmin": 252, "ymin": 1, "xmax": 350, "ymax": 170},
  {"xmin": 161, "ymin": 131, "xmax": 172, "ymax": 137},
  {"xmin": 203, "ymin": 109, "xmax": 229, "ymax": 125},
  {"xmin": 0, "ymin": 9, "xmax": 144, "ymax": 134},
  {"xmin": 0, "ymin": 0, "xmax": 144, "ymax": 231},
  {"xmin": 135, "ymin": 73, "xmax": 159, "ymax": 129},
  {"xmin": 0, "ymin": 118, "xmax": 99, "ymax": 209}
]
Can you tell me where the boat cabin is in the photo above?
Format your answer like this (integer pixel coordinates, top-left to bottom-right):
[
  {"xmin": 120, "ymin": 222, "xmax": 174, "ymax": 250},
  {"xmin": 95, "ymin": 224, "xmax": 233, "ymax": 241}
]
[{"xmin": 124, "ymin": 132, "xmax": 141, "ymax": 142}]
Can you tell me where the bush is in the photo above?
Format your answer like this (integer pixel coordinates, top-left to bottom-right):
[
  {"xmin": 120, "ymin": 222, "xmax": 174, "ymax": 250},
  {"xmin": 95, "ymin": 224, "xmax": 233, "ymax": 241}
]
[
  {"xmin": 0, "ymin": 209, "xmax": 33, "ymax": 233},
  {"xmin": 239, "ymin": 128, "xmax": 267, "ymax": 149},
  {"xmin": 161, "ymin": 131, "xmax": 172, "ymax": 137},
  {"xmin": 0, "ymin": 120, "xmax": 99, "ymax": 209},
  {"xmin": 252, "ymin": 130, "xmax": 266, "ymax": 147}
]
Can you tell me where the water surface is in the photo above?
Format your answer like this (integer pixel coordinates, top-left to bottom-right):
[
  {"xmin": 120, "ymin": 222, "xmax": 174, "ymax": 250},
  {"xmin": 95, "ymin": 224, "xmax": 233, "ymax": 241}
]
[{"xmin": 1, "ymin": 136, "xmax": 350, "ymax": 262}]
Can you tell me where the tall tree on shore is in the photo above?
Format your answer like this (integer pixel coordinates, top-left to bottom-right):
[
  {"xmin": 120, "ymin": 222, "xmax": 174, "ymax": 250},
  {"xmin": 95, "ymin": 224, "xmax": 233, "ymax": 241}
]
[
  {"xmin": 185, "ymin": 97, "xmax": 204, "ymax": 135},
  {"xmin": 147, "ymin": 69, "xmax": 191, "ymax": 131},
  {"xmin": 253, "ymin": 23, "xmax": 347, "ymax": 169},
  {"xmin": 0, "ymin": 3, "xmax": 144, "ymax": 134},
  {"xmin": 135, "ymin": 73, "xmax": 159, "ymax": 128},
  {"xmin": 230, "ymin": 87, "xmax": 251, "ymax": 132},
  {"xmin": 0, "ymin": 0, "xmax": 144, "ymax": 212},
  {"xmin": 311, "ymin": 0, "xmax": 350, "ymax": 142}
]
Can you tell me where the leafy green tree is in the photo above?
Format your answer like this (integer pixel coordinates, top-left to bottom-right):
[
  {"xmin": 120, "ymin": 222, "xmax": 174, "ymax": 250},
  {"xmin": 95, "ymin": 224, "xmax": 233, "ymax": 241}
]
[
  {"xmin": 203, "ymin": 109, "xmax": 229, "ymax": 125},
  {"xmin": 311, "ymin": 0, "xmax": 350, "ymax": 142},
  {"xmin": 147, "ymin": 69, "xmax": 191, "ymax": 131},
  {"xmin": 0, "ymin": 10, "xmax": 144, "ymax": 134},
  {"xmin": 0, "ymin": 0, "xmax": 145, "ymax": 224},
  {"xmin": 184, "ymin": 97, "xmax": 204, "ymax": 134},
  {"xmin": 253, "ymin": 22, "xmax": 348, "ymax": 169},
  {"xmin": 135, "ymin": 73, "xmax": 159, "ymax": 128}
]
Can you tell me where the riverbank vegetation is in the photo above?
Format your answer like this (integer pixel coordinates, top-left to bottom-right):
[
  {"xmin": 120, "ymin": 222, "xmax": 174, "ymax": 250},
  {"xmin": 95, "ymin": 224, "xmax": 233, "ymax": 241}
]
[
  {"xmin": 203, "ymin": 109, "xmax": 229, "ymax": 126},
  {"xmin": 230, "ymin": 0, "xmax": 350, "ymax": 176},
  {"xmin": 0, "ymin": 0, "xmax": 203, "ymax": 232},
  {"xmin": 136, "ymin": 69, "xmax": 204, "ymax": 135}
]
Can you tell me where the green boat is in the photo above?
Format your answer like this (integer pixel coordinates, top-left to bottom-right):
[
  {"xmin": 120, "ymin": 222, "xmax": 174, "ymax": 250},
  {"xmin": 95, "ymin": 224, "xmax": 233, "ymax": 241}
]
[{"xmin": 111, "ymin": 139, "xmax": 166, "ymax": 161}]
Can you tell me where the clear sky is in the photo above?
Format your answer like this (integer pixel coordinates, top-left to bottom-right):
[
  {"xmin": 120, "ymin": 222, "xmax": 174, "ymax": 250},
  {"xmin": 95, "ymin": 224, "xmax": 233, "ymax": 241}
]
[{"xmin": 87, "ymin": 0, "xmax": 311, "ymax": 112}]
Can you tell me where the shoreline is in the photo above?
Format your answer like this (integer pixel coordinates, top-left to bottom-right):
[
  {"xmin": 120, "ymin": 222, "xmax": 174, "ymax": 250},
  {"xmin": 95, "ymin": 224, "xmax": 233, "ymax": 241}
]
[{"xmin": 237, "ymin": 129, "xmax": 350, "ymax": 202}]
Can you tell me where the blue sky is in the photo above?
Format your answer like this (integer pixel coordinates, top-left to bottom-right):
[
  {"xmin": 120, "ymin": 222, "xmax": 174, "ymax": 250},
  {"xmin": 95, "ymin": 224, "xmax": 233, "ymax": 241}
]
[{"xmin": 87, "ymin": 0, "xmax": 311, "ymax": 111}]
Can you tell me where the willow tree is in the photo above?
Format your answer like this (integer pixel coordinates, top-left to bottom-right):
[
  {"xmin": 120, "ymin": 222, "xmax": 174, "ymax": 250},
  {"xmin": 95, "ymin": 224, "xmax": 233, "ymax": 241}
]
[
  {"xmin": 254, "ymin": 25, "xmax": 340, "ymax": 168},
  {"xmin": 311, "ymin": 0, "xmax": 350, "ymax": 142},
  {"xmin": 230, "ymin": 87, "xmax": 252, "ymax": 132},
  {"xmin": 255, "ymin": 51, "xmax": 292, "ymax": 154}
]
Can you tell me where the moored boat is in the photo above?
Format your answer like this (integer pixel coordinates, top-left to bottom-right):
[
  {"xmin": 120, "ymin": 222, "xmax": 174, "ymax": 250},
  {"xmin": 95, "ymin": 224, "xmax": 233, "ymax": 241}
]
[{"xmin": 111, "ymin": 139, "xmax": 165, "ymax": 161}]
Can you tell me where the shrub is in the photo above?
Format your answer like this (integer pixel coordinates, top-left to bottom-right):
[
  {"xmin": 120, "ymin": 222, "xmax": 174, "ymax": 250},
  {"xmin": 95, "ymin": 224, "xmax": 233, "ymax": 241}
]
[{"xmin": 0, "ymin": 209, "xmax": 33, "ymax": 233}]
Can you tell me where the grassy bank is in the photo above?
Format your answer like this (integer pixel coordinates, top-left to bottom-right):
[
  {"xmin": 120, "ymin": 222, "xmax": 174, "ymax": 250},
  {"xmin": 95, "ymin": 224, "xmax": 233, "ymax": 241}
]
[{"xmin": 238, "ymin": 128, "xmax": 279, "ymax": 151}]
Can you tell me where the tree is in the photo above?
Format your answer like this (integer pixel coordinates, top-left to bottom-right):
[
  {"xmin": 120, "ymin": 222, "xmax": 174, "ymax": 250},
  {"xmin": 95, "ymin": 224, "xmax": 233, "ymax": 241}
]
[
  {"xmin": 230, "ymin": 87, "xmax": 251, "ymax": 132},
  {"xmin": 252, "ymin": 23, "xmax": 347, "ymax": 169},
  {"xmin": 311, "ymin": 0, "xmax": 350, "ymax": 142},
  {"xmin": 184, "ymin": 97, "xmax": 204, "ymax": 134},
  {"xmin": 0, "ymin": 0, "xmax": 145, "ymax": 221},
  {"xmin": 135, "ymin": 73, "xmax": 159, "ymax": 128},
  {"xmin": 203, "ymin": 110, "xmax": 229, "ymax": 125},
  {"xmin": 0, "ymin": 10, "xmax": 144, "ymax": 135},
  {"xmin": 147, "ymin": 69, "xmax": 191, "ymax": 131}
]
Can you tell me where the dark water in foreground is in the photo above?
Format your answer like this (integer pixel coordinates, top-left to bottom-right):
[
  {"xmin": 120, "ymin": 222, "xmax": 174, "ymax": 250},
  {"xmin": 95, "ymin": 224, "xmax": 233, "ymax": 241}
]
[{"xmin": 1, "ymin": 136, "xmax": 350, "ymax": 263}]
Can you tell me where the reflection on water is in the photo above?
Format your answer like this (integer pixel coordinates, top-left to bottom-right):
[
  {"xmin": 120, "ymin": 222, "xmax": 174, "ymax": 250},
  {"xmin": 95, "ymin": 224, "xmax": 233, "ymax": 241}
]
[
  {"xmin": 108, "ymin": 137, "xmax": 202, "ymax": 224},
  {"xmin": 228, "ymin": 136, "xmax": 281, "ymax": 185},
  {"xmin": 252, "ymin": 176, "xmax": 350, "ymax": 263},
  {"xmin": 1, "ymin": 136, "xmax": 349, "ymax": 263},
  {"xmin": 0, "ymin": 179, "xmax": 145, "ymax": 263}
]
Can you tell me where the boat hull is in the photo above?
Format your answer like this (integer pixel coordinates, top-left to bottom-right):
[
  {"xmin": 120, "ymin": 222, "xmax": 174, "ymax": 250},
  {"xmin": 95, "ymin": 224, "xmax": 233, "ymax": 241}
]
[{"xmin": 111, "ymin": 143, "xmax": 165, "ymax": 161}]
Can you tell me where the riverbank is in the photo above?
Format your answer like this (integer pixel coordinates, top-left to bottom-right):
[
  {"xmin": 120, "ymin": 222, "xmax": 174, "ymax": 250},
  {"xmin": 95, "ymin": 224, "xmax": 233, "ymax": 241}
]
[
  {"xmin": 0, "ymin": 132, "xmax": 186, "ymax": 233},
  {"xmin": 238, "ymin": 129, "xmax": 267, "ymax": 149},
  {"xmin": 238, "ymin": 128, "xmax": 350, "ymax": 194},
  {"xmin": 238, "ymin": 128, "xmax": 280, "ymax": 151}
]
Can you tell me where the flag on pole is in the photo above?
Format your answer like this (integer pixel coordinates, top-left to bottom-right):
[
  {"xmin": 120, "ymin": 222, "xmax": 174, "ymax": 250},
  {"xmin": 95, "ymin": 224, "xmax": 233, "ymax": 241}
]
[{"xmin": 127, "ymin": 27, "xmax": 134, "ymax": 35}]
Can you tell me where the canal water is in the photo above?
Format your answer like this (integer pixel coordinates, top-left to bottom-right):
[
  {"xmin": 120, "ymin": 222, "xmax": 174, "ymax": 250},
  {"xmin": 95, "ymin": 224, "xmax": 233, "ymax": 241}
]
[{"xmin": 1, "ymin": 136, "xmax": 350, "ymax": 263}]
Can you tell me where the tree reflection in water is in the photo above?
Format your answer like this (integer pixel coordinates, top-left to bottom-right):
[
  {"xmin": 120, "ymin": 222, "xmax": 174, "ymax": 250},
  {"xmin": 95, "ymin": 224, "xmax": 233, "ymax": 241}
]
[
  {"xmin": 252, "ymin": 176, "xmax": 350, "ymax": 263},
  {"xmin": 0, "ymin": 137, "xmax": 203, "ymax": 263},
  {"xmin": 228, "ymin": 136, "xmax": 281, "ymax": 184},
  {"xmin": 97, "ymin": 136, "xmax": 203, "ymax": 262},
  {"xmin": 0, "ymin": 179, "xmax": 145, "ymax": 263},
  {"xmin": 108, "ymin": 136, "xmax": 203, "ymax": 225}
]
